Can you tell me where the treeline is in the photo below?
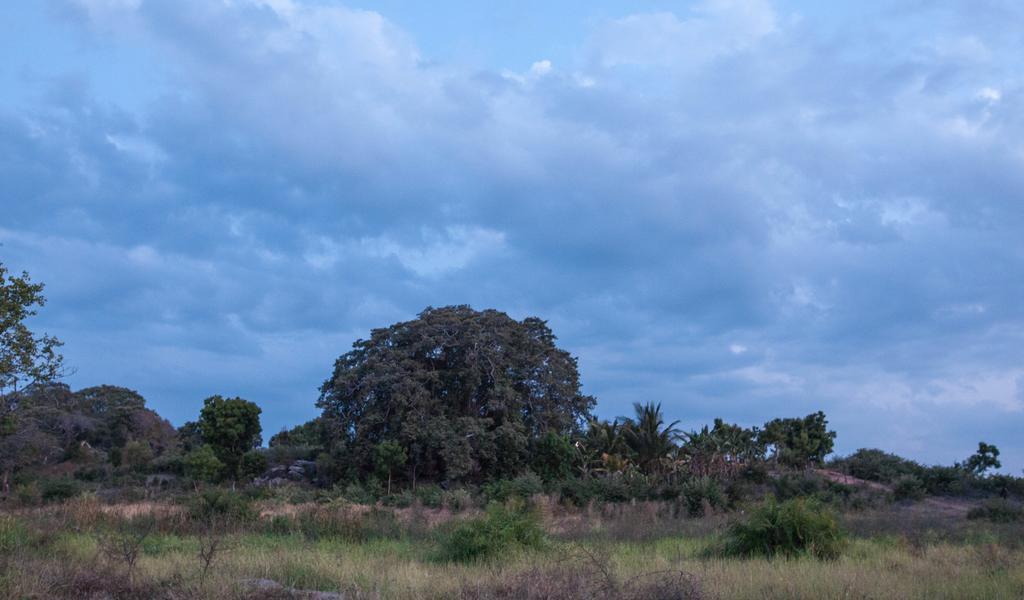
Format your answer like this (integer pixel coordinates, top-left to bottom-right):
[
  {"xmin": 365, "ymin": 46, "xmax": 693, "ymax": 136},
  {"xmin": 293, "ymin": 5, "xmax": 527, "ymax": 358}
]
[{"xmin": 0, "ymin": 265, "xmax": 1019, "ymax": 508}]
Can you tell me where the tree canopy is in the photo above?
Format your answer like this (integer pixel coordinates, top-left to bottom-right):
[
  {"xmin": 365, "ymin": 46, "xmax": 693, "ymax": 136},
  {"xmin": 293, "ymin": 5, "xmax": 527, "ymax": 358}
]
[{"xmin": 316, "ymin": 306, "xmax": 595, "ymax": 483}]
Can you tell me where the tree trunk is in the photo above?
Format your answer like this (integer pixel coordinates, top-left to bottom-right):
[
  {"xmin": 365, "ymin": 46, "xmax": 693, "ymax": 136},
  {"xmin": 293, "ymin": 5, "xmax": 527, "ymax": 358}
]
[
  {"xmin": 387, "ymin": 471, "xmax": 392, "ymax": 495},
  {"xmin": 1, "ymin": 468, "xmax": 9, "ymax": 499}
]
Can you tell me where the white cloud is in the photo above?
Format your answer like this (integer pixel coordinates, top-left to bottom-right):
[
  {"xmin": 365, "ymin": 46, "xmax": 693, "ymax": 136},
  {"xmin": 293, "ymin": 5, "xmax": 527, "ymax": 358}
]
[{"xmin": 588, "ymin": 0, "xmax": 776, "ymax": 69}]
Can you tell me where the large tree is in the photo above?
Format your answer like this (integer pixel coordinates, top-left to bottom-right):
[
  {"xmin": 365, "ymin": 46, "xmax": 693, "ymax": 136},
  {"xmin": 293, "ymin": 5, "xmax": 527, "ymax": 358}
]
[
  {"xmin": 317, "ymin": 306, "xmax": 595, "ymax": 483},
  {"xmin": 1, "ymin": 262, "xmax": 65, "ymax": 496}
]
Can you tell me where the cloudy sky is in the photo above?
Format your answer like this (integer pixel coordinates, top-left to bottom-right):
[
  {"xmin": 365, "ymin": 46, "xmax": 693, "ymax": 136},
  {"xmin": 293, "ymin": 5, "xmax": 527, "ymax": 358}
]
[{"xmin": 2, "ymin": 0, "xmax": 1022, "ymax": 471}]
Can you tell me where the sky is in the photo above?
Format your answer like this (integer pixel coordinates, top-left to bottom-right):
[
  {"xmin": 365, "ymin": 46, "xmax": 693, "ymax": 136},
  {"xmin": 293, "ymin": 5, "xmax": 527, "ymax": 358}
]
[{"xmin": 1, "ymin": 0, "xmax": 1022, "ymax": 471}]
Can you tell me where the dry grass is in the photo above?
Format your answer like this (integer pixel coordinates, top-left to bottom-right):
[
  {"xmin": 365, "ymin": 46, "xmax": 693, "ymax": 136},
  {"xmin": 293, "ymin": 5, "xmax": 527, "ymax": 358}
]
[{"xmin": 2, "ymin": 498, "xmax": 1023, "ymax": 599}]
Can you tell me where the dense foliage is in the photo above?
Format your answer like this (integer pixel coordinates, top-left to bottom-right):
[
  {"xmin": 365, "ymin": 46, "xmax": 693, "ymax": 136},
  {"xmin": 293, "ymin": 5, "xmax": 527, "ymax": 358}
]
[{"xmin": 316, "ymin": 306, "xmax": 596, "ymax": 483}]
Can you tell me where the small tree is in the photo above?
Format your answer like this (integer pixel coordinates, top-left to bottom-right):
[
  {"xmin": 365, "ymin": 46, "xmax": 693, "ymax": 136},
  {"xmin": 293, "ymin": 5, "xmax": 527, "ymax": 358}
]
[
  {"xmin": 761, "ymin": 411, "xmax": 836, "ymax": 469},
  {"xmin": 121, "ymin": 440, "xmax": 154, "ymax": 472},
  {"xmin": 374, "ymin": 440, "xmax": 406, "ymax": 495},
  {"xmin": 962, "ymin": 442, "xmax": 1001, "ymax": 476},
  {"xmin": 184, "ymin": 445, "xmax": 224, "ymax": 485},
  {"xmin": 197, "ymin": 396, "xmax": 262, "ymax": 481}
]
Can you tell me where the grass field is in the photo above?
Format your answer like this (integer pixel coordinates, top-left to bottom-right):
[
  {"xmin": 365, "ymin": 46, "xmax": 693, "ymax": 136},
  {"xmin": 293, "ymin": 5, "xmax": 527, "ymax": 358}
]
[{"xmin": 2, "ymin": 495, "xmax": 1023, "ymax": 599}]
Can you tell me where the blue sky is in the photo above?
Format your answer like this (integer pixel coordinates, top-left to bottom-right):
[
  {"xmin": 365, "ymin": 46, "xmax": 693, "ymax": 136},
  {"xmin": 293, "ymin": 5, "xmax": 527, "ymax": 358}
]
[{"xmin": 2, "ymin": 0, "xmax": 1022, "ymax": 471}]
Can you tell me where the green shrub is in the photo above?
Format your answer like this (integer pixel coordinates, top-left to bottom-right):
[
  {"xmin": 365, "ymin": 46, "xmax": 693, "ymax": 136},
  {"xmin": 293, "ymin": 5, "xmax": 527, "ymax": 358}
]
[
  {"xmin": 771, "ymin": 473, "xmax": 825, "ymax": 500},
  {"xmin": 442, "ymin": 488, "xmax": 474, "ymax": 511},
  {"xmin": 438, "ymin": 502, "xmax": 545, "ymax": 563},
  {"xmin": 41, "ymin": 478, "xmax": 81, "ymax": 503},
  {"xmin": 14, "ymin": 481, "xmax": 41, "ymax": 506},
  {"xmin": 187, "ymin": 488, "xmax": 255, "ymax": 523},
  {"xmin": 483, "ymin": 473, "xmax": 544, "ymax": 503},
  {"xmin": 342, "ymin": 481, "xmax": 378, "ymax": 505},
  {"xmin": 414, "ymin": 484, "xmax": 444, "ymax": 508},
  {"xmin": 832, "ymin": 449, "xmax": 922, "ymax": 483},
  {"xmin": 240, "ymin": 450, "xmax": 268, "ymax": 480},
  {"xmin": 681, "ymin": 476, "xmax": 726, "ymax": 517},
  {"xmin": 967, "ymin": 499, "xmax": 1023, "ymax": 523},
  {"xmin": 893, "ymin": 475, "xmax": 926, "ymax": 502},
  {"xmin": 920, "ymin": 465, "xmax": 971, "ymax": 496},
  {"xmin": 723, "ymin": 496, "xmax": 845, "ymax": 560},
  {"xmin": 183, "ymin": 445, "xmax": 224, "ymax": 483}
]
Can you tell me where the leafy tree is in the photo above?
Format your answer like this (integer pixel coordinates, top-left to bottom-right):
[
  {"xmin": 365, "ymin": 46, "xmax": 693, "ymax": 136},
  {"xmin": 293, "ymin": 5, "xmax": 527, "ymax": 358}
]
[
  {"xmin": 760, "ymin": 411, "xmax": 836, "ymax": 469},
  {"xmin": 317, "ymin": 306, "xmax": 595, "ymax": 483},
  {"xmin": 374, "ymin": 440, "xmax": 407, "ymax": 494},
  {"xmin": 0, "ymin": 262, "xmax": 65, "ymax": 397},
  {"xmin": 531, "ymin": 431, "xmax": 574, "ymax": 483},
  {"xmin": 184, "ymin": 445, "xmax": 224, "ymax": 484},
  {"xmin": 197, "ymin": 396, "xmax": 262, "ymax": 481},
  {"xmin": 621, "ymin": 402, "xmax": 680, "ymax": 475},
  {"xmin": 962, "ymin": 442, "xmax": 1001, "ymax": 476}
]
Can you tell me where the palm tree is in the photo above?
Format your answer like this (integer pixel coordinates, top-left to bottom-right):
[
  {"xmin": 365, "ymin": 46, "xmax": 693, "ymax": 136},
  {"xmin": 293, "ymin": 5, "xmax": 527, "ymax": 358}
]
[{"xmin": 621, "ymin": 402, "xmax": 680, "ymax": 475}]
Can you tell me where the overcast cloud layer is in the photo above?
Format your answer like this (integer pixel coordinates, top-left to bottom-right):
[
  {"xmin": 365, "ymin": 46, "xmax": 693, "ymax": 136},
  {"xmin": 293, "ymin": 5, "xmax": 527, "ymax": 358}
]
[{"xmin": 2, "ymin": 0, "xmax": 1022, "ymax": 470}]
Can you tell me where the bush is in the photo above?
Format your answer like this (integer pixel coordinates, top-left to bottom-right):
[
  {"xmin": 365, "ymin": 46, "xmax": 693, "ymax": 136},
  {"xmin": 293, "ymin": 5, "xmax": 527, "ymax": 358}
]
[
  {"xmin": 723, "ymin": 496, "xmax": 845, "ymax": 560},
  {"xmin": 483, "ymin": 473, "xmax": 544, "ymax": 503},
  {"xmin": 184, "ymin": 445, "xmax": 224, "ymax": 483},
  {"xmin": 833, "ymin": 449, "xmax": 922, "ymax": 483},
  {"xmin": 13, "ymin": 481, "xmax": 41, "ymax": 506},
  {"xmin": 414, "ymin": 484, "xmax": 444, "ymax": 508},
  {"xmin": 920, "ymin": 465, "xmax": 972, "ymax": 496},
  {"xmin": 187, "ymin": 489, "xmax": 255, "ymax": 524},
  {"xmin": 893, "ymin": 475, "xmax": 926, "ymax": 501},
  {"xmin": 771, "ymin": 472, "xmax": 825, "ymax": 500},
  {"xmin": 41, "ymin": 478, "xmax": 81, "ymax": 503},
  {"xmin": 680, "ymin": 476, "xmax": 726, "ymax": 517},
  {"xmin": 442, "ymin": 488, "xmax": 474, "ymax": 511},
  {"xmin": 967, "ymin": 499, "xmax": 1023, "ymax": 523},
  {"xmin": 240, "ymin": 450, "xmax": 268, "ymax": 480},
  {"xmin": 438, "ymin": 502, "xmax": 545, "ymax": 562}
]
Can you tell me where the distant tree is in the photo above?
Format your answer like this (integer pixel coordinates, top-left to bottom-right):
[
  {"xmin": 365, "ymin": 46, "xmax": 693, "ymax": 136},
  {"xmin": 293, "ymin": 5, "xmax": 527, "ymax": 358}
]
[
  {"xmin": 197, "ymin": 396, "xmax": 262, "ymax": 481},
  {"xmin": 0, "ymin": 262, "xmax": 65, "ymax": 397},
  {"xmin": 680, "ymin": 418, "xmax": 763, "ymax": 477},
  {"xmin": 184, "ymin": 445, "xmax": 224, "ymax": 484},
  {"xmin": 760, "ymin": 411, "xmax": 836, "ymax": 469},
  {"xmin": 962, "ymin": 442, "xmax": 1001, "ymax": 476},
  {"xmin": 317, "ymin": 306, "xmax": 595, "ymax": 483},
  {"xmin": 178, "ymin": 421, "xmax": 203, "ymax": 453},
  {"xmin": 268, "ymin": 417, "xmax": 326, "ymax": 450},
  {"xmin": 374, "ymin": 441, "xmax": 407, "ymax": 495},
  {"xmin": 621, "ymin": 402, "xmax": 680, "ymax": 475}
]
